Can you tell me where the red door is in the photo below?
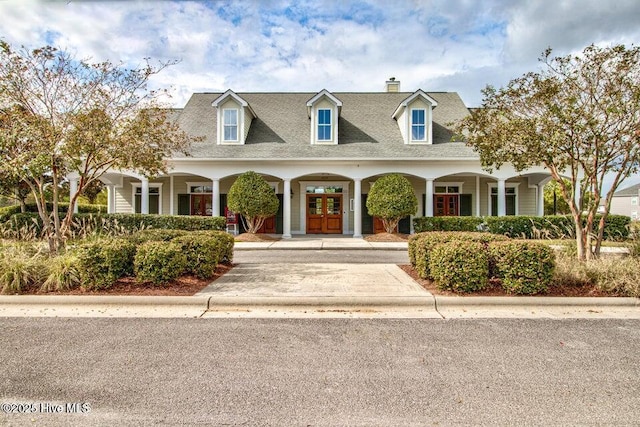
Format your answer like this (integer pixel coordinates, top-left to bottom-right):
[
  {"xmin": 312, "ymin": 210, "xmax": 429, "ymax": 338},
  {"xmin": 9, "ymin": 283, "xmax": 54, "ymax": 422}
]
[
  {"xmin": 434, "ymin": 195, "xmax": 459, "ymax": 216},
  {"xmin": 306, "ymin": 194, "xmax": 343, "ymax": 234}
]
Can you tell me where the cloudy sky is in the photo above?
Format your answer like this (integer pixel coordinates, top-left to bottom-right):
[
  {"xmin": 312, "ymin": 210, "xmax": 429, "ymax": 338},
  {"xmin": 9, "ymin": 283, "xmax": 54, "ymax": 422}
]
[{"xmin": 2, "ymin": 0, "xmax": 639, "ymax": 109}]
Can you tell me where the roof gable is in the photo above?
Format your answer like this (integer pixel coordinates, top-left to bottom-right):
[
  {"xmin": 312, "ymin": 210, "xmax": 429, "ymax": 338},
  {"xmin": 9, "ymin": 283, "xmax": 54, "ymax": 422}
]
[{"xmin": 392, "ymin": 89, "xmax": 438, "ymax": 119}]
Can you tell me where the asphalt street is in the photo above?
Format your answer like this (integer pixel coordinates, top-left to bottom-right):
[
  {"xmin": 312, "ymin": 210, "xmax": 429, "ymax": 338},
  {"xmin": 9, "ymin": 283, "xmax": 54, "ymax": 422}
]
[
  {"xmin": 234, "ymin": 249, "xmax": 410, "ymax": 264},
  {"xmin": 1, "ymin": 318, "xmax": 639, "ymax": 426}
]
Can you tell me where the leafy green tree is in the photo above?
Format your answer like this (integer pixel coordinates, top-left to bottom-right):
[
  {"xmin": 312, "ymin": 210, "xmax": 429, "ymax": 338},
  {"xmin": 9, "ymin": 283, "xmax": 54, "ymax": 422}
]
[
  {"xmin": 227, "ymin": 171, "xmax": 279, "ymax": 234},
  {"xmin": 81, "ymin": 180, "xmax": 105, "ymax": 205},
  {"xmin": 366, "ymin": 173, "xmax": 417, "ymax": 233},
  {"xmin": 0, "ymin": 41, "xmax": 195, "ymax": 253},
  {"xmin": 455, "ymin": 44, "xmax": 640, "ymax": 260}
]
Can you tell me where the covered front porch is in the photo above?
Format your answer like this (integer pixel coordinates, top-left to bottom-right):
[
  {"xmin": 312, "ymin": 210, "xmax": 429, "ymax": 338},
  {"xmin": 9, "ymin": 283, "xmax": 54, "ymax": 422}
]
[{"xmin": 89, "ymin": 161, "xmax": 551, "ymax": 238}]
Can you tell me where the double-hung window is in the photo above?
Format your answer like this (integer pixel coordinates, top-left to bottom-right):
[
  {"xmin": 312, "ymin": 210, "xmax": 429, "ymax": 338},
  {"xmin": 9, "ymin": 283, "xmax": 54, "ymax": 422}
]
[
  {"xmin": 411, "ymin": 109, "xmax": 426, "ymax": 141},
  {"xmin": 223, "ymin": 109, "xmax": 238, "ymax": 142},
  {"xmin": 317, "ymin": 109, "xmax": 332, "ymax": 141}
]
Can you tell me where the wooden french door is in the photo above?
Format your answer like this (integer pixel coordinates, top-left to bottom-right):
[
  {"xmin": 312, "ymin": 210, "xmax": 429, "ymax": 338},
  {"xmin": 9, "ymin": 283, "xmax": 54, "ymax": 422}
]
[
  {"xmin": 306, "ymin": 194, "xmax": 343, "ymax": 234},
  {"xmin": 191, "ymin": 194, "xmax": 212, "ymax": 216},
  {"xmin": 434, "ymin": 195, "xmax": 459, "ymax": 216}
]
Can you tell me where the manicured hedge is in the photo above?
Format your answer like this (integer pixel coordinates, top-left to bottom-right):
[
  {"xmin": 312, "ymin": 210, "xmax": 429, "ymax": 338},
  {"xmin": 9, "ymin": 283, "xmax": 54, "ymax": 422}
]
[
  {"xmin": 134, "ymin": 241, "xmax": 187, "ymax": 285},
  {"xmin": 408, "ymin": 231, "xmax": 508, "ymax": 279},
  {"xmin": 489, "ymin": 241, "xmax": 556, "ymax": 295},
  {"xmin": 413, "ymin": 216, "xmax": 484, "ymax": 232},
  {"xmin": 77, "ymin": 238, "xmax": 137, "ymax": 290},
  {"xmin": 0, "ymin": 203, "xmax": 106, "ymax": 223},
  {"xmin": 409, "ymin": 231, "xmax": 557, "ymax": 295},
  {"xmin": 429, "ymin": 241, "xmax": 489, "ymax": 292},
  {"xmin": 73, "ymin": 229, "xmax": 234, "ymax": 289},
  {"xmin": 412, "ymin": 214, "xmax": 631, "ymax": 240}
]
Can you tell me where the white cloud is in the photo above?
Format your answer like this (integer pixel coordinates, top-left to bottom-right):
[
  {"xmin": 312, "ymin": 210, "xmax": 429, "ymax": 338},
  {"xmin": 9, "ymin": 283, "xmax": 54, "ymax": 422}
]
[{"xmin": 0, "ymin": 0, "xmax": 638, "ymax": 107}]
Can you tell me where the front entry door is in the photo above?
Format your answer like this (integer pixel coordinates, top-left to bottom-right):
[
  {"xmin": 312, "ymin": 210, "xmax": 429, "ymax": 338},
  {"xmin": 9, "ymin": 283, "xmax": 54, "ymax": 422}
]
[
  {"xmin": 307, "ymin": 194, "xmax": 342, "ymax": 234},
  {"xmin": 434, "ymin": 195, "xmax": 459, "ymax": 216},
  {"xmin": 191, "ymin": 194, "xmax": 212, "ymax": 216}
]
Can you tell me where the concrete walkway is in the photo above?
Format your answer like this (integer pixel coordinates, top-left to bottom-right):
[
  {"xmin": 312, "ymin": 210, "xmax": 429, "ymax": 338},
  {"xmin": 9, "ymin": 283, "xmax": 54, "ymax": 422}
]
[{"xmin": 0, "ymin": 236, "xmax": 638, "ymax": 318}]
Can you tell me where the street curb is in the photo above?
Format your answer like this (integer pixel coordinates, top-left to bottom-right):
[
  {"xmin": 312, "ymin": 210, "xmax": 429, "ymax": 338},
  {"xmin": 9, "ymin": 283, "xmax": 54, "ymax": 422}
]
[
  {"xmin": 207, "ymin": 295, "xmax": 436, "ymax": 309},
  {"xmin": 434, "ymin": 296, "xmax": 640, "ymax": 307},
  {"xmin": 0, "ymin": 295, "xmax": 210, "ymax": 308}
]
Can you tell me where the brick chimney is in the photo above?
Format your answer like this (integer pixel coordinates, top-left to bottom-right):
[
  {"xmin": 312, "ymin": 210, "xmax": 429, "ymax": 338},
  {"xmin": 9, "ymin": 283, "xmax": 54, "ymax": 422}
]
[{"xmin": 385, "ymin": 77, "xmax": 400, "ymax": 92}]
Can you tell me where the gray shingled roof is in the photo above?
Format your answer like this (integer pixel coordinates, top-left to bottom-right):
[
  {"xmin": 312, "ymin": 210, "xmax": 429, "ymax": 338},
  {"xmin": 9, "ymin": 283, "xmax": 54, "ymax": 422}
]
[
  {"xmin": 174, "ymin": 91, "xmax": 478, "ymax": 160},
  {"xmin": 613, "ymin": 183, "xmax": 640, "ymax": 197}
]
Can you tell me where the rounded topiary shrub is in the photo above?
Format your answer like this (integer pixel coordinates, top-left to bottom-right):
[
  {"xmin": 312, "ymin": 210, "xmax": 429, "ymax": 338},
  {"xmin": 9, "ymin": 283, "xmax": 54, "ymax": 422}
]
[
  {"xmin": 489, "ymin": 241, "xmax": 556, "ymax": 295},
  {"xmin": 366, "ymin": 173, "xmax": 417, "ymax": 233},
  {"xmin": 429, "ymin": 240, "xmax": 489, "ymax": 292},
  {"xmin": 77, "ymin": 238, "xmax": 137, "ymax": 290},
  {"xmin": 173, "ymin": 234, "xmax": 221, "ymax": 279},
  {"xmin": 134, "ymin": 241, "xmax": 187, "ymax": 285},
  {"xmin": 227, "ymin": 171, "xmax": 279, "ymax": 234}
]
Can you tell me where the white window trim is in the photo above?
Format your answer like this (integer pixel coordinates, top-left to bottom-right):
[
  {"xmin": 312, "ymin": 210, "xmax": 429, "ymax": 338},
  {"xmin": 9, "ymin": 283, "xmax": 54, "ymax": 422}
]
[
  {"xmin": 186, "ymin": 182, "xmax": 213, "ymax": 194},
  {"xmin": 310, "ymin": 105, "xmax": 339, "ymax": 145},
  {"xmin": 631, "ymin": 197, "xmax": 638, "ymax": 206},
  {"xmin": 434, "ymin": 182, "xmax": 464, "ymax": 194},
  {"xmin": 487, "ymin": 182, "xmax": 520, "ymax": 216},
  {"xmin": 131, "ymin": 183, "xmax": 163, "ymax": 214},
  {"xmin": 410, "ymin": 108, "xmax": 427, "ymax": 142},
  {"xmin": 317, "ymin": 108, "xmax": 332, "ymax": 142},
  {"xmin": 222, "ymin": 108, "xmax": 239, "ymax": 143},
  {"xmin": 298, "ymin": 180, "xmax": 350, "ymax": 235}
]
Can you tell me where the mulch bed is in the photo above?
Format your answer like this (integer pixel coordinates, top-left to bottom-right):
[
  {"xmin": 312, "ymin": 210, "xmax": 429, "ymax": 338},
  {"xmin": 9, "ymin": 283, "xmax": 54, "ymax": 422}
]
[
  {"xmin": 234, "ymin": 233, "xmax": 281, "ymax": 242},
  {"xmin": 364, "ymin": 232, "xmax": 409, "ymax": 242},
  {"xmin": 398, "ymin": 264, "xmax": 611, "ymax": 297}
]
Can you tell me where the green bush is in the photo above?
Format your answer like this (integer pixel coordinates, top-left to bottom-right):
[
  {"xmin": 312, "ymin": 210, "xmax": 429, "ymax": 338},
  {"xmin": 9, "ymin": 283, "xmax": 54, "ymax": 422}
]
[
  {"xmin": 484, "ymin": 215, "xmax": 630, "ymax": 240},
  {"xmin": 192, "ymin": 230, "xmax": 235, "ymax": 263},
  {"xmin": 408, "ymin": 231, "xmax": 508, "ymax": 279},
  {"xmin": 173, "ymin": 234, "xmax": 221, "ymax": 279},
  {"xmin": 413, "ymin": 216, "xmax": 484, "ymax": 233},
  {"xmin": 489, "ymin": 241, "xmax": 556, "ymax": 295},
  {"xmin": 134, "ymin": 241, "xmax": 187, "ymax": 285},
  {"xmin": 429, "ymin": 241, "xmax": 489, "ymax": 292},
  {"xmin": 76, "ymin": 238, "xmax": 137, "ymax": 290},
  {"xmin": 227, "ymin": 171, "xmax": 279, "ymax": 233},
  {"xmin": 128, "ymin": 229, "xmax": 187, "ymax": 244},
  {"xmin": 366, "ymin": 174, "xmax": 417, "ymax": 233}
]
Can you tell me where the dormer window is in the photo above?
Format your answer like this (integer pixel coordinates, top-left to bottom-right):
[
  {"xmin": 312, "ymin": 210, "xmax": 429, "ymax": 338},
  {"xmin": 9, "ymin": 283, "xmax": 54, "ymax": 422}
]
[
  {"xmin": 223, "ymin": 109, "xmax": 238, "ymax": 142},
  {"xmin": 392, "ymin": 90, "xmax": 438, "ymax": 145},
  {"xmin": 307, "ymin": 89, "xmax": 342, "ymax": 145},
  {"xmin": 212, "ymin": 90, "xmax": 257, "ymax": 145},
  {"xmin": 318, "ymin": 109, "xmax": 332, "ymax": 141},
  {"xmin": 411, "ymin": 109, "xmax": 426, "ymax": 141}
]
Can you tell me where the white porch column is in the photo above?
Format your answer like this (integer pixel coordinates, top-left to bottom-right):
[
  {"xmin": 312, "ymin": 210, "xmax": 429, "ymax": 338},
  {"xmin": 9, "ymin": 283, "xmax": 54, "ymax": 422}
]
[
  {"xmin": 169, "ymin": 175, "xmax": 174, "ymax": 215},
  {"xmin": 497, "ymin": 179, "xmax": 506, "ymax": 217},
  {"xmin": 212, "ymin": 179, "xmax": 220, "ymax": 216},
  {"xmin": 69, "ymin": 178, "xmax": 79, "ymax": 213},
  {"xmin": 425, "ymin": 179, "xmax": 434, "ymax": 217},
  {"xmin": 475, "ymin": 176, "xmax": 481, "ymax": 216},
  {"xmin": 537, "ymin": 183, "xmax": 545, "ymax": 216},
  {"xmin": 106, "ymin": 185, "xmax": 115, "ymax": 214},
  {"xmin": 141, "ymin": 178, "xmax": 149, "ymax": 214},
  {"xmin": 283, "ymin": 179, "xmax": 292, "ymax": 239},
  {"xmin": 353, "ymin": 179, "xmax": 362, "ymax": 238}
]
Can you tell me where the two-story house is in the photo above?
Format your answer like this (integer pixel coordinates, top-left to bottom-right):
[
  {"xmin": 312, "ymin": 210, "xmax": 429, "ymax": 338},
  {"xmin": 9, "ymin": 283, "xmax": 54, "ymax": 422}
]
[{"xmin": 95, "ymin": 79, "xmax": 551, "ymax": 237}]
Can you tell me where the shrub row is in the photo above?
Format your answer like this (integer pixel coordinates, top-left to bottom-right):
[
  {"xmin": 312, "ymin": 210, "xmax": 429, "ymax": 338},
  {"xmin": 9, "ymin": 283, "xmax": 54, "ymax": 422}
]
[
  {"xmin": 75, "ymin": 230, "xmax": 234, "ymax": 289},
  {"xmin": 408, "ymin": 231, "xmax": 508, "ymax": 279},
  {"xmin": 1, "ymin": 213, "xmax": 227, "ymax": 239},
  {"xmin": 412, "ymin": 215, "xmax": 630, "ymax": 240},
  {"xmin": 410, "ymin": 231, "xmax": 556, "ymax": 294}
]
